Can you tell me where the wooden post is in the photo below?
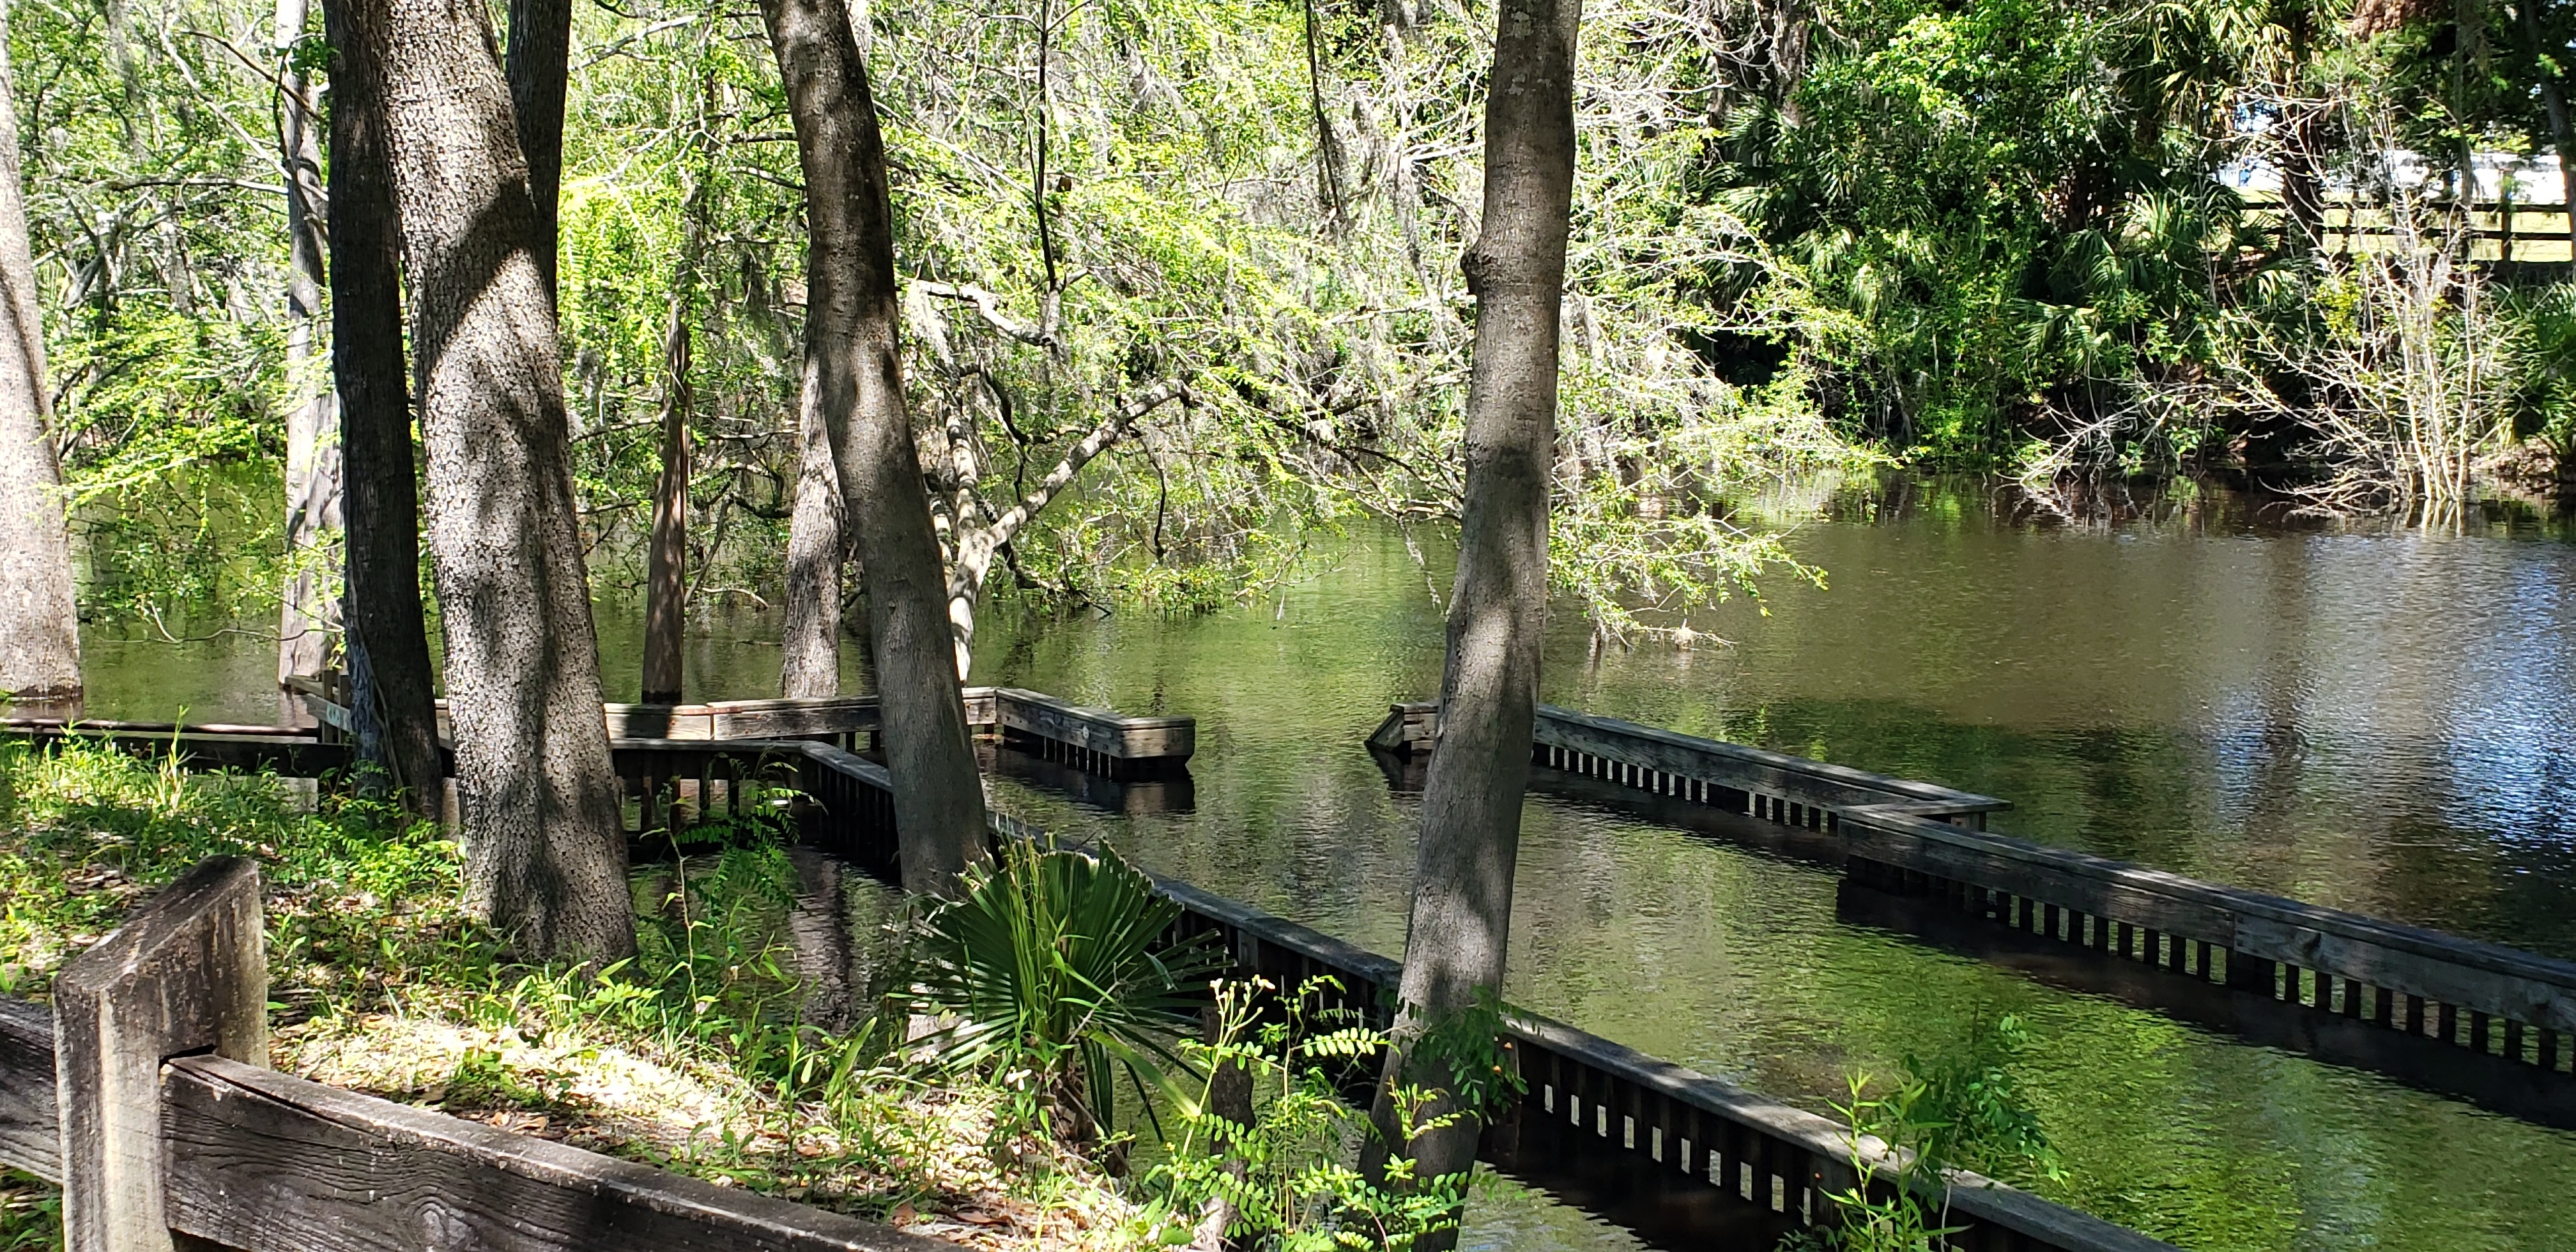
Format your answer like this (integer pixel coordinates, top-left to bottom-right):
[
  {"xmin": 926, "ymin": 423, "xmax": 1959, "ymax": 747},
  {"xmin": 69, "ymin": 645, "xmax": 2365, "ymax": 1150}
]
[
  {"xmin": 53, "ymin": 856, "xmax": 266, "ymax": 1252},
  {"xmin": 2226, "ymin": 947, "xmax": 2273, "ymax": 994}
]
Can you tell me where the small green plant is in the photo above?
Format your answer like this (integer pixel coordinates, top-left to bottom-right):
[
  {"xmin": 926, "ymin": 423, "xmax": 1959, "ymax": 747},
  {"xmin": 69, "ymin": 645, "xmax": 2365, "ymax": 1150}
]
[
  {"xmin": 1782, "ymin": 1013, "xmax": 2057, "ymax": 1252},
  {"xmin": 903, "ymin": 838, "xmax": 1226, "ymax": 1149},
  {"xmin": 1146, "ymin": 976, "xmax": 1473, "ymax": 1251},
  {"xmin": 1396, "ymin": 987, "xmax": 1526, "ymax": 1122},
  {"xmin": 0, "ymin": 1168, "xmax": 59, "ymax": 1252}
]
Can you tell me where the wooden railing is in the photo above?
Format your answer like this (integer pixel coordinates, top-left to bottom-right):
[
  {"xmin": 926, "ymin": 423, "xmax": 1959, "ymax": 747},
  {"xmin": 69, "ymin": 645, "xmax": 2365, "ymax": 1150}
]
[
  {"xmin": 0, "ymin": 724, "xmax": 2177, "ymax": 1251},
  {"xmin": 0, "ymin": 718, "xmax": 353, "ymax": 777},
  {"xmin": 1378, "ymin": 699, "xmax": 2576, "ymax": 1078},
  {"xmin": 274, "ymin": 677, "xmax": 1194, "ymax": 767},
  {"xmin": 1839, "ymin": 805, "xmax": 2576, "ymax": 1072},
  {"xmin": 0, "ymin": 857, "xmax": 948, "ymax": 1251},
  {"xmin": 1370, "ymin": 701, "xmax": 2009, "ymax": 828},
  {"xmin": 798, "ymin": 751, "xmax": 2175, "ymax": 1252}
]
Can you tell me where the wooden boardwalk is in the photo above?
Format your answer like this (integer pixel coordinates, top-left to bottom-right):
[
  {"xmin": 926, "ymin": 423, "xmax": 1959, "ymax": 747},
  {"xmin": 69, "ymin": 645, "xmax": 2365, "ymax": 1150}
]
[
  {"xmin": 1, "ymin": 689, "xmax": 2178, "ymax": 1251},
  {"xmin": 1376, "ymin": 701, "xmax": 2576, "ymax": 1082},
  {"xmin": 7, "ymin": 682, "xmax": 1197, "ymax": 838},
  {"xmin": 788, "ymin": 742, "xmax": 2174, "ymax": 1252}
]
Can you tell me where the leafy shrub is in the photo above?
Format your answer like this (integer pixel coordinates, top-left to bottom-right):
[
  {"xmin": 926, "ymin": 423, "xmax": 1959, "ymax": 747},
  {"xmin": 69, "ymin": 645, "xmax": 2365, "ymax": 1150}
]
[
  {"xmin": 1147, "ymin": 976, "xmax": 1472, "ymax": 1251},
  {"xmin": 1782, "ymin": 1012, "xmax": 2057, "ymax": 1252}
]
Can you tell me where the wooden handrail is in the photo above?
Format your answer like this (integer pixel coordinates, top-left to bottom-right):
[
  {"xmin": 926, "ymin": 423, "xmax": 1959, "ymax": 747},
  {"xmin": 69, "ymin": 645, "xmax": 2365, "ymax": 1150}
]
[
  {"xmin": 273, "ymin": 677, "xmax": 1195, "ymax": 763},
  {"xmin": 0, "ymin": 860, "xmax": 952, "ymax": 1251},
  {"xmin": 1840, "ymin": 802, "xmax": 2576, "ymax": 1034}
]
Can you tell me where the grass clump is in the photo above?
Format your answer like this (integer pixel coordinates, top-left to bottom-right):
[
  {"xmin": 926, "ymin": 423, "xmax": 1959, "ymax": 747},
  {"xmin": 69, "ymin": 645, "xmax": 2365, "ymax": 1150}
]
[
  {"xmin": 1780, "ymin": 1012, "xmax": 2060, "ymax": 1252},
  {"xmin": 0, "ymin": 738, "xmax": 1150, "ymax": 1249}
]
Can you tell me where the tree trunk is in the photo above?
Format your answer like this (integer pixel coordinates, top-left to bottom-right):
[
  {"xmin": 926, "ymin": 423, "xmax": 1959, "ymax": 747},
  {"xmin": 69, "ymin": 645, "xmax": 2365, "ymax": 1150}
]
[
  {"xmin": 1364, "ymin": 0, "xmax": 1579, "ymax": 1232},
  {"xmin": 645, "ymin": 84, "xmax": 716, "ymax": 707},
  {"xmin": 276, "ymin": 0, "xmax": 341, "ymax": 726},
  {"xmin": 779, "ymin": 398, "xmax": 843, "ymax": 698},
  {"xmin": 342, "ymin": 0, "xmax": 634, "ymax": 961},
  {"xmin": 0, "ymin": 17, "xmax": 82, "ymax": 710},
  {"xmin": 641, "ymin": 297, "xmax": 689, "ymax": 705},
  {"xmin": 325, "ymin": 0, "xmax": 442, "ymax": 814},
  {"xmin": 2281, "ymin": 3, "xmax": 2327, "ymax": 253},
  {"xmin": 762, "ymin": 0, "xmax": 988, "ymax": 896},
  {"xmin": 505, "ymin": 0, "xmax": 571, "ymax": 299}
]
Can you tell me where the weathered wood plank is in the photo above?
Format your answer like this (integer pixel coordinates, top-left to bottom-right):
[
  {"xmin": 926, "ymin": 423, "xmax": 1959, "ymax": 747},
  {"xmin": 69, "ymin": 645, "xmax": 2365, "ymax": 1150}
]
[
  {"xmin": 993, "ymin": 688, "xmax": 1193, "ymax": 760},
  {"xmin": 0, "ymin": 726, "xmax": 349, "ymax": 777},
  {"xmin": 54, "ymin": 856, "xmax": 266, "ymax": 1252},
  {"xmin": 602, "ymin": 698, "xmax": 885, "ymax": 742},
  {"xmin": 1842, "ymin": 804, "xmax": 2576, "ymax": 1032},
  {"xmin": 1382, "ymin": 699, "xmax": 2005, "ymax": 819},
  {"xmin": 602, "ymin": 705, "xmax": 719, "ymax": 740},
  {"xmin": 1367, "ymin": 701, "xmax": 1440, "ymax": 752},
  {"xmin": 1533, "ymin": 706, "xmax": 2007, "ymax": 818},
  {"xmin": 2227, "ymin": 915, "xmax": 2576, "ymax": 1032},
  {"xmin": 706, "ymin": 698, "xmax": 881, "ymax": 740},
  {"xmin": 1, "ymin": 719, "xmax": 305, "ymax": 737},
  {"xmin": 162, "ymin": 1057, "xmax": 955, "ymax": 1252},
  {"xmin": 0, "ymin": 997, "xmax": 57, "ymax": 1183},
  {"xmin": 960, "ymin": 687, "xmax": 1000, "ymax": 729},
  {"xmin": 1839, "ymin": 816, "xmax": 2240, "ymax": 938}
]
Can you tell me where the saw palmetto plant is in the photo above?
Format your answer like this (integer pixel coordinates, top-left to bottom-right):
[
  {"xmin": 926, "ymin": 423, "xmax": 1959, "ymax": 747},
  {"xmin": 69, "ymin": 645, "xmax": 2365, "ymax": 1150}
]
[{"xmin": 905, "ymin": 838, "xmax": 1226, "ymax": 1145}]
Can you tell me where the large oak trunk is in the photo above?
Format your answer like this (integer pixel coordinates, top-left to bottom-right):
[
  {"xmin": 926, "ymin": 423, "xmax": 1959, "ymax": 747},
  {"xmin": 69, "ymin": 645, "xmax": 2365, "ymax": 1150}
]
[
  {"xmin": 0, "ymin": 20, "xmax": 82, "ymax": 709},
  {"xmin": 276, "ymin": 0, "xmax": 341, "ymax": 725},
  {"xmin": 761, "ymin": 0, "xmax": 988, "ymax": 895},
  {"xmin": 342, "ymin": 0, "xmax": 634, "ymax": 960},
  {"xmin": 325, "ymin": 0, "xmax": 442, "ymax": 814},
  {"xmin": 1367, "ymin": 0, "xmax": 1579, "ymax": 1229},
  {"xmin": 505, "ymin": 0, "xmax": 571, "ymax": 297}
]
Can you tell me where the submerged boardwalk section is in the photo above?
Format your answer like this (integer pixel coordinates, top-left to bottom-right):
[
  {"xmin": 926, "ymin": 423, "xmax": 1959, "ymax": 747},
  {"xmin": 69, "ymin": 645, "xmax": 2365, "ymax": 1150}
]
[{"xmin": 1376, "ymin": 700, "xmax": 2576, "ymax": 1078}]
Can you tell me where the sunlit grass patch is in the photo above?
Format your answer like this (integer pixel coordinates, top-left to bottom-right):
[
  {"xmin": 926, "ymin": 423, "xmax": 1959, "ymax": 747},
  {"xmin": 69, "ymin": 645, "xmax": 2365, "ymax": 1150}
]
[{"xmin": 0, "ymin": 739, "xmax": 1152, "ymax": 1249}]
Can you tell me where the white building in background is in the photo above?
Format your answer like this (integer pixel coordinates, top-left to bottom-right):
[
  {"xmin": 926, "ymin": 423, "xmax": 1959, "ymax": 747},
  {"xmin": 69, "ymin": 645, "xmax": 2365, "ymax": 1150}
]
[{"xmin": 2217, "ymin": 150, "xmax": 2568, "ymax": 203}]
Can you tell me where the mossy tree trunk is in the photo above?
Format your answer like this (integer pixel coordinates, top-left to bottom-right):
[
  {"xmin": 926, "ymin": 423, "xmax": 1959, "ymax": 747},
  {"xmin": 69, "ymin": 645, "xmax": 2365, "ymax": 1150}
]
[
  {"xmin": 641, "ymin": 298, "xmax": 691, "ymax": 706},
  {"xmin": 324, "ymin": 0, "xmax": 442, "ymax": 814},
  {"xmin": 505, "ymin": 0, "xmax": 570, "ymax": 299},
  {"xmin": 779, "ymin": 404, "xmax": 844, "ymax": 699},
  {"xmin": 275, "ymin": 0, "xmax": 341, "ymax": 726}
]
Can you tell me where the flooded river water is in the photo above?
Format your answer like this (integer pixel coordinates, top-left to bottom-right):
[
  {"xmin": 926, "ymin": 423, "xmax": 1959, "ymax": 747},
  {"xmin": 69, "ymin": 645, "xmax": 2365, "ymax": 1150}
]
[{"xmin": 78, "ymin": 476, "xmax": 2576, "ymax": 1251}]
